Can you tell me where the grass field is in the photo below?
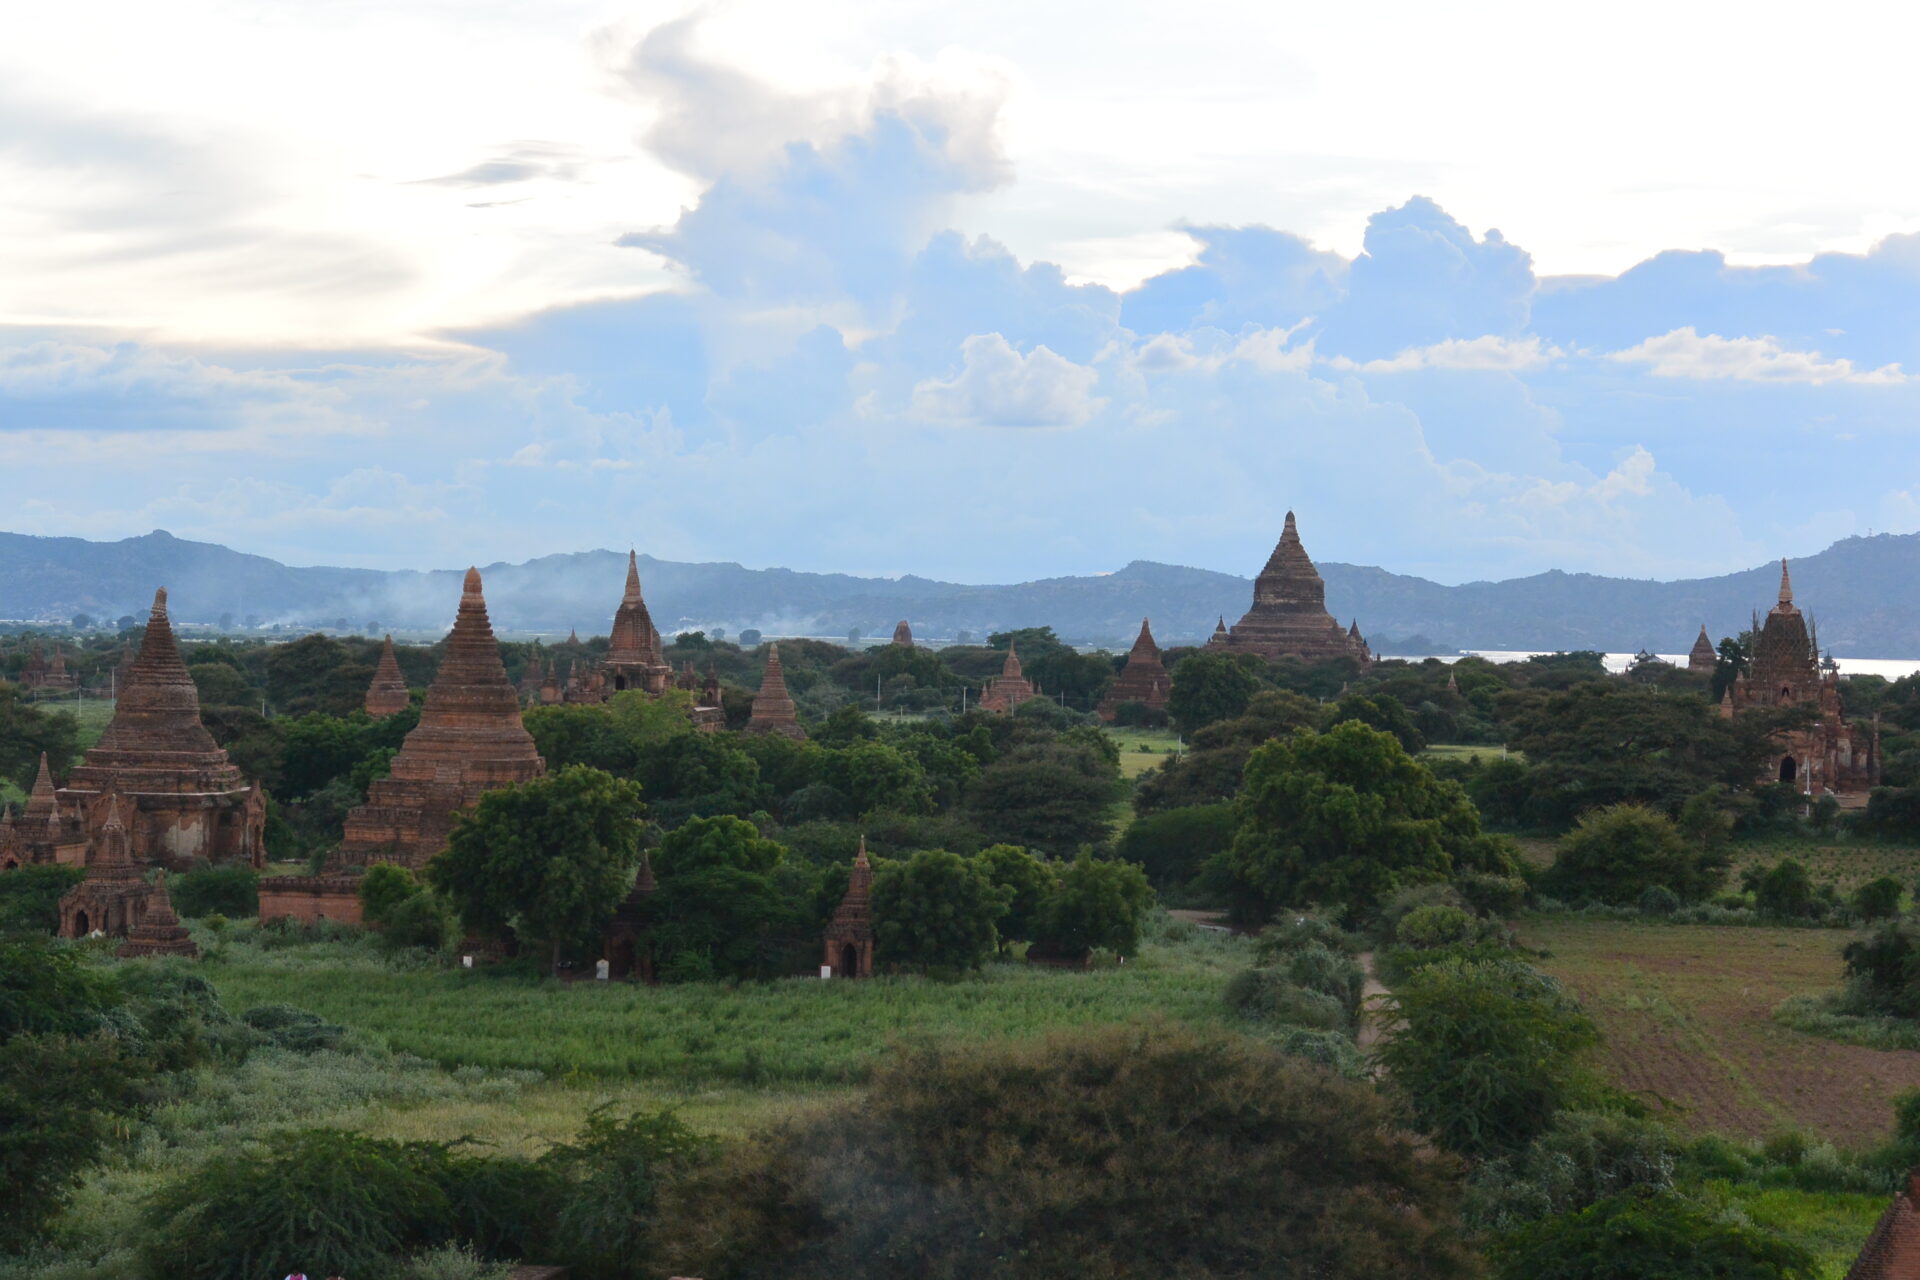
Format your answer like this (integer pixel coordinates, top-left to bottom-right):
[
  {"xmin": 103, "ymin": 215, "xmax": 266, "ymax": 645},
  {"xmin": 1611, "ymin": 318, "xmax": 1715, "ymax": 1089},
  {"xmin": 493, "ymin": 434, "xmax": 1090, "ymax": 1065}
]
[
  {"xmin": 1422, "ymin": 742, "xmax": 1520, "ymax": 764},
  {"xmin": 1105, "ymin": 726, "xmax": 1183, "ymax": 780},
  {"xmin": 197, "ymin": 922, "xmax": 1251, "ymax": 1086},
  {"xmin": 1521, "ymin": 917, "xmax": 1920, "ymax": 1146},
  {"xmin": 1725, "ymin": 838, "xmax": 1920, "ymax": 896}
]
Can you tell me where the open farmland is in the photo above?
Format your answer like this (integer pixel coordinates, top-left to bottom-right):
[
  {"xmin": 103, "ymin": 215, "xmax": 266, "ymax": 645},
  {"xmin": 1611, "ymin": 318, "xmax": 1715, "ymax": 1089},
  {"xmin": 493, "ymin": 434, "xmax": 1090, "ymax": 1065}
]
[{"xmin": 1522, "ymin": 917, "xmax": 1920, "ymax": 1146}]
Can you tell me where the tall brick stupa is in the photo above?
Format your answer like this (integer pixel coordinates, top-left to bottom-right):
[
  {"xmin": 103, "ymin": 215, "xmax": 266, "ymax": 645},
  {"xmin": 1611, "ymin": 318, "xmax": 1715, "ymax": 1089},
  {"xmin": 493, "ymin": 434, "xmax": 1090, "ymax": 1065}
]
[
  {"xmin": 60, "ymin": 588, "xmax": 266, "ymax": 869},
  {"xmin": 335, "ymin": 568, "xmax": 546, "ymax": 870},
  {"xmin": 1097, "ymin": 618, "xmax": 1172, "ymax": 722},
  {"xmin": 745, "ymin": 644, "xmax": 806, "ymax": 740},
  {"xmin": 1207, "ymin": 512, "xmax": 1372, "ymax": 665},
  {"xmin": 364, "ymin": 635, "xmax": 412, "ymax": 717}
]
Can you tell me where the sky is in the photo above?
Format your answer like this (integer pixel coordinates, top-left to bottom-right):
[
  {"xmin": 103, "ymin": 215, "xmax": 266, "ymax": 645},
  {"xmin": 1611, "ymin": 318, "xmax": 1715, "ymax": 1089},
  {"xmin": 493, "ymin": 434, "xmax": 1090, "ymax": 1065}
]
[{"xmin": 3, "ymin": 0, "xmax": 1919, "ymax": 585}]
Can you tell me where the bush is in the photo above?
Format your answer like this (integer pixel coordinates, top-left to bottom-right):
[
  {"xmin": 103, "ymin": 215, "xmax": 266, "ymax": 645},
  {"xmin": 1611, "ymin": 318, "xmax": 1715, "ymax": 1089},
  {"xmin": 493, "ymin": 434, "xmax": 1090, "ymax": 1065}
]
[
  {"xmin": 1755, "ymin": 858, "xmax": 1817, "ymax": 919},
  {"xmin": 139, "ymin": 1129, "xmax": 460, "ymax": 1280},
  {"xmin": 1378, "ymin": 957, "xmax": 1604, "ymax": 1159},
  {"xmin": 1397, "ymin": 903, "xmax": 1479, "ymax": 948},
  {"xmin": 1223, "ymin": 970, "xmax": 1350, "ymax": 1031},
  {"xmin": 1540, "ymin": 804, "xmax": 1725, "ymax": 906},
  {"xmin": 1854, "ymin": 875, "xmax": 1904, "ymax": 922},
  {"xmin": 240, "ymin": 1004, "xmax": 346, "ymax": 1053},
  {"xmin": 1487, "ymin": 1190, "xmax": 1818, "ymax": 1280},
  {"xmin": 0, "ymin": 864, "xmax": 85, "ymax": 934},
  {"xmin": 1114, "ymin": 803, "xmax": 1235, "ymax": 891},
  {"xmin": 653, "ymin": 1023, "xmax": 1481, "ymax": 1280},
  {"xmin": 1466, "ymin": 1110, "xmax": 1680, "ymax": 1232},
  {"xmin": 380, "ymin": 891, "xmax": 461, "ymax": 954},
  {"xmin": 541, "ymin": 1108, "xmax": 713, "ymax": 1280},
  {"xmin": 1637, "ymin": 885, "xmax": 1680, "ymax": 916},
  {"xmin": 359, "ymin": 862, "xmax": 423, "ymax": 926}
]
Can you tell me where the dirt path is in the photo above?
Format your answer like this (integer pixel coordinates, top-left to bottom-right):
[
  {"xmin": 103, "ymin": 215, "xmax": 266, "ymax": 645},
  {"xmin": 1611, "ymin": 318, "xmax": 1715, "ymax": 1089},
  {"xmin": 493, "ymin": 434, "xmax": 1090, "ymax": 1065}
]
[{"xmin": 1356, "ymin": 951, "xmax": 1392, "ymax": 1053}]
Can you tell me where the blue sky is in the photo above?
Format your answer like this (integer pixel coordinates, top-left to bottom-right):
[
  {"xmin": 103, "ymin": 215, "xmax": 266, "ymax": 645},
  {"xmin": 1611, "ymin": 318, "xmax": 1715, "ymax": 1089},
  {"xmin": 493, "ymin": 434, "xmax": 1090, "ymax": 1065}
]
[{"xmin": 2, "ymin": 2, "xmax": 1918, "ymax": 583}]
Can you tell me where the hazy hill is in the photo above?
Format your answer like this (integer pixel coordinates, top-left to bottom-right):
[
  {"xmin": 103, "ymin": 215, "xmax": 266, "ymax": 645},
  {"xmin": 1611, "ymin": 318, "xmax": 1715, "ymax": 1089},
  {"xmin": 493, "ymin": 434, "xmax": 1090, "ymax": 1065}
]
[{"xmin": 3, "ymin": 528, "xmax": 1918, "ymax": 655}]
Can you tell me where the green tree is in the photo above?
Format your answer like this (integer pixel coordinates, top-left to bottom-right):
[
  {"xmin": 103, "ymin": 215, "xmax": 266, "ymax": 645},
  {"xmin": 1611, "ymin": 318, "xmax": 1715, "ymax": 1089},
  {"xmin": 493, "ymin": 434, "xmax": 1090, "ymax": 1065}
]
[
  {"xmin": 358, "ymin": 862, "xmax": 423, "ymax": 926},
  {"xmin": 1326, "ymin": 691, "xmax": 1426, "ymax": 753},
  {"xmin": 2, "ymin": 1032, "xmax": 145, "ymax": 1250},
  {"xmin": 188, "ymin": 661, "xmax": 256, "ymax": 708},
  {"xmin": 1222, "ymin": 721, "xmax": 1518, "ymax": 926},
  {"xmin": 964, "ymin": 745, "xmax": 1120, "ymax": 853},
  {"xmin": 429, "ymin": 766, "xmax": 645, "ymax": 974},
  {"xmin": 1115, "ymin": 803, "xmax": 1237, "ymax": 889},
  {"xmin": 871, "ymin": 849, "xmax": 1008, "ymax": 971},
  {"xmin": 0, "ymin": 865, "xmax": 86, "ymax": 935},
  {"xmin": 654, "ymin": 1024, "xmax": 1480, "ymax": 1280},
  {"xmin": 972, "ymin": 844, "xmax": 1057, "ymax": 947},
  {"xmin": 1541, "ymin": 804, "xmax": 1727, "ymax": 905},
  {"xmin": 1166, "ymin": 651, "xmax": 1262, "ymax": 734},
  {"xmin": 1489, "ymin": 1191, "xmax": 1816, "ymax": 1280},
  {"xmin": 265, "ymin": 633, "xmax": 373, "ymax": 716},
  {"xmin": 821, "ymin": 740, "xmax": 933, "ymax": 815},
  {"xmin": 1854, "ymin": 875, "xmax": 1904, "ymax": 922},
  {"xmin": 646, "ymin": 816, "xmax": 814, "ymax": 981},
  {"xmin": 1031, "ymin": 852, "xmax": 1154, "ymax": 960},
  {"xmin": 1754, "ymin": 858, "xmax": 1816, "ymax": 918},
  {"xmin": 1377, "ymin": 957, "xmax": 1603, "ymax": 1159},
  {"xmin": 0, "ymin": 685, "xmax": 80, "ymax": 793}
]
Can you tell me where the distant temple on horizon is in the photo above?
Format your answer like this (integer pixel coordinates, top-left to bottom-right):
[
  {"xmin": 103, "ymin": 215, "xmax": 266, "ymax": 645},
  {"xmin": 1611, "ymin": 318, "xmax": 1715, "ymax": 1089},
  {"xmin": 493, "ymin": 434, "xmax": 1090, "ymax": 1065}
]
[
  {"xmin": 1098, "ymin": 619, "xmax": 1171, "ymax": 722},
  {"xmin": 1720, "ymin": 559, "xmax": 1878, "ymax": 799},
  {"xmin": 1208, "ymin": 512, "xmax": 1372, "ymax": 666}
]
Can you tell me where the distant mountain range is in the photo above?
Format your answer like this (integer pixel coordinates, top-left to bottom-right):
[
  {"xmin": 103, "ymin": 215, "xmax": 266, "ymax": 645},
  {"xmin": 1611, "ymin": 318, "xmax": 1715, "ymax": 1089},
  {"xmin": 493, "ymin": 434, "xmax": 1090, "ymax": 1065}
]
[{"xmin": 2, "ymin": 528, "xmax": 1918, "ymax": 656}]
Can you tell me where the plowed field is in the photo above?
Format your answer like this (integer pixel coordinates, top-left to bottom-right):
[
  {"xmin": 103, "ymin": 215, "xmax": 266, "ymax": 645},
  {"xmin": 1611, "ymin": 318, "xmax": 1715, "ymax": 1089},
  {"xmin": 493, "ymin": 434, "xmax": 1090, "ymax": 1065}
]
[{"xmin": 1521, "ymin": 918, "xmax": 1920, "ymax": 1146}]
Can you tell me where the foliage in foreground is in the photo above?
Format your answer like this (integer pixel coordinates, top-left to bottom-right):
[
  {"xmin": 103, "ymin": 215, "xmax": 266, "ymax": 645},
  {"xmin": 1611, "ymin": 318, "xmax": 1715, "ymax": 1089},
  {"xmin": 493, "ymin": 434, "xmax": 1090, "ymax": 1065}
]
[
  {"xmin": 655, "ymin": 1022, "xmax": 1482, "ymax": 1280},
  {"xmin": 1488, "ymin": 1189, "xmax": 1818, "ymax": 1280}
]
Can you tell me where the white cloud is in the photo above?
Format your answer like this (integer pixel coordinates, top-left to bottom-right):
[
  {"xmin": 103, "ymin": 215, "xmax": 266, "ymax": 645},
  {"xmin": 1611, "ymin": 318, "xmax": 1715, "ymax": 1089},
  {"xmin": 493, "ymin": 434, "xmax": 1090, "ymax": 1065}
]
[
  {"xmin": 1328, "ymin": 334, "xmax": 1561, "ymax": 374},
  {"xmin": 1607, "ymin": 327, "xmax": 1908, "ymax": 385},
  {"xmin": 910, "ymin": 333, "xmax": 1103, "ymax": 427}
]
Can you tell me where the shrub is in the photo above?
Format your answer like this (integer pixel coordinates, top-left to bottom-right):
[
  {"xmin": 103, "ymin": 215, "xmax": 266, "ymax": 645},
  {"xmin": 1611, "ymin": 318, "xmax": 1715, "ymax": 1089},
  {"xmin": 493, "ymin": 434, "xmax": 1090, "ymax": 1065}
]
[
  {"xmin": 1279, "ymin": 941, "xmax": 1367, "ymax": 1019},
  {"xmin": 1114, "ymin": 803, "xmax": 1235, "ymax": 891},
  {"xmin": 1755, "ymin": 858, "xmax": 1817, "ymax": 919},
  {"xmin": 540, "ymin": 1108, "xmax": 713, "ymax": 1280},
  {"xmin": 1843, "ymin": 921, "xmax": 1920, "ymax": 1016},
  {"xmin": 653, "ymin": 1023, "xmax": 1481, "ymax": 1280},
  {"xmin": 1254, "ymin": 913, "xmax": 1361, "ymax": 960},
  {"xmin": 1466, "ymin": 1109, "xmax": 1680, "ymax": 1232},
  {"xmin": 1854, "ymin": 875, "xmax": 1904, "ymax": 922},
  {"xmin": 139, "ymin": 1129, "xmax": 458, "ymax": 1280},
  {"xmin": 0, "ymin": 864, "xmax": 86, "ymax": 934},
  {"xmin": 971, "ymin": 844, "xmax": 1057, "ymax": 946},
  {"xmin": 1397, "ymin": 903, "xmax": 1478, "ymax": 948},
  {"xmin": 1637, "ymin": 885, "xmax": 1680, "ymax": 916},
  {"xmin": 1456, "ymin": 872, "xmax": 1529, "ymax": 918},
  {"xmin": 240, "ymin": 1004, "xmax": 346, "ymax": 1053},
  {"xmin": 1487, "ymin": 1190, "xmax": 1818, "ymax": 1280},
  {"xmin": 359, "ymin": 862, "xmax": 423, "ymax": 926},
  {"xmin": 380, "ymin": 891, "xmax": 460, "ymax": 954},
  {"xmin": 1378, "ymin": 957, "xmax": 1604, "ymax": 1159},
  {"xmin": 1541, "ymin": 804, "xmax": 1725, "ymax": 906},
  {"xmin": 1223, "ymin": 970, "xmax": 1349, "ymax": 1031}
]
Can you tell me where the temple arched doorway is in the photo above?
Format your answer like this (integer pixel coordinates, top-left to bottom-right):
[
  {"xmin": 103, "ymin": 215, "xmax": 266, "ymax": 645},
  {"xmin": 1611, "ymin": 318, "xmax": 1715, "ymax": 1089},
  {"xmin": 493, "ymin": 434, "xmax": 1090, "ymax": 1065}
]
[
  {"xmin": 839, "ymin": 943, "xmax": 859, "ymax": 976},
  {"xmin": 74, "ymin": 909, "xmax": 90, "ymax": 935},
  {"xmin": 1780, "ymin": 756, "xmax": 1797, "ymax": 784},
  {"xmin": 614, "ymin": 674, "xmax": 629, "ymax": 691}
]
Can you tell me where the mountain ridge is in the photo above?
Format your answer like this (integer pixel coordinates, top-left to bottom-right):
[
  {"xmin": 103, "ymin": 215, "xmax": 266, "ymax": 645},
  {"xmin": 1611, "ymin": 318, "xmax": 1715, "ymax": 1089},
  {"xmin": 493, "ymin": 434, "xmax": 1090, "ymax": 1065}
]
[{"xmin": 3, "ymin": 528, "xmax": 1918, "ymax": 655}]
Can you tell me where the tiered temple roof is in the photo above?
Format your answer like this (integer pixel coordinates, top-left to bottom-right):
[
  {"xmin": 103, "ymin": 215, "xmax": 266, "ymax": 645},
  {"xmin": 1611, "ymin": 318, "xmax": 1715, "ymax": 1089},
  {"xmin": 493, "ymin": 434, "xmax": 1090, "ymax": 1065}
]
[
  {"xmin": 364, "ymin": 635, "xmax": 412, "ymax": 717},
  {"xmin": 336, "ymin": 568, "xmax": 546, "ymax": 869},
  {"xmin": 1688, "ymin": 625, "xmax": 1717, "ymax": 672},
  {"xmin": 117, "ymin": 871, "xmax": 199, "ymax": 959},
  {"xmin": 1207, "ymin": 512, "xmax": 1372, "ymax": 665},
  {"xmin": 745, "ymin": 644, "xmax": 806, "ymax": 740},
  {"xmin": 977, "ymin": 640, "xmax": 1040, "ymax": 713},
  {"xmin": 1097, "ymin": 618, "xmax": 1172, "ymax": 722},
  {"xmin": 602, "ymin": 551, "xmax": 672, "ymax": 694},
  {"xmin": 1846, "ymin": 1170, "xmax": 1920, "ymax": 1279},
  {"xmin": 61, "ymin": 589, "xmax": 263, "ymax": 869},
  {"xmin": 58, "ymin": 793, "xmax": 149, "ymax": 939}
]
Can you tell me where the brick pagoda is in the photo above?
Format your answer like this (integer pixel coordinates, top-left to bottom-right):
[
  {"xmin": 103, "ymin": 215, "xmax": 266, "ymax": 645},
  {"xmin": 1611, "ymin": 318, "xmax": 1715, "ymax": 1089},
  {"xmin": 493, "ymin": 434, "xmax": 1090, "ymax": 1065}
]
[
  {"xmin": 822, "ymin": 838, "xmax": 875, "ymax": 978},
  {"xmin": 117, "ymin": 871, "xmax": 200, "ymax": 959},
  {"xmin": 745, "ymin": 644, "xmax": 806, "ymax": 739},
  {"xmin": 57, "ymin": 793, "xmax": 150, "ymax": 940},
  {"xmin": 1722, "ymin": 560, "xmax": 1878, "ymax": 798},
  {"xmin": 0, "ymin": 754, "xmax": 89, "ymax": 870},
  {"xmin": 1688, "ymin": 625, "xmax": 1717, "ymax": 672},
  {"xmin": 1207, "ymin": 512, "xmax": 1371, "ymax": 665},
  {"xmin": 364, "ymin": 635, "xmax": 411, "ymax": 717},
  {"xmin": 892, "ymin": 620, "xmax": 914, "ymax": 647},
  {"xmin": 1097, "ymin": 618, "xmax": 1171, "ymax": 722},
  {"xmin": 977, "ymin": 640, "xmax": 1040, "ymax": 713},
  {"xmin": 335, "ymin": 567, "xmax": 547, "ymax": 870},
  {"xmin": 59, "ymin": 588, "xmax": 266, "ymax": 870},
  {"xmin": 600, "ymin": 550, "xmax": 673, "ymax": 695}
]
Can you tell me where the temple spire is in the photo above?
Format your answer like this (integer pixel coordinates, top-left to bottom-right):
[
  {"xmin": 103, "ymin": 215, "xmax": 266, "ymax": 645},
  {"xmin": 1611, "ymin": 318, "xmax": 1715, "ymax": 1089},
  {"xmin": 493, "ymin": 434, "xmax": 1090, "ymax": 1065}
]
[
  {"xmin": 1779, "ymin": 558, "xmax": 1794, "ymax": 607},
  {"xmin": 624, "ymin": 549, "xmax": 642, "ymax": 604},
  {"xmin": 745, "ymin": 644, "xmax": 805, "ymax": 739},
  {"xmin": 24, "ymin": 753, "xmax": 56, "ymax": 818},
  {"xmin": 365, "ymin": 635, "xmax": 410, "ymax": 717}
]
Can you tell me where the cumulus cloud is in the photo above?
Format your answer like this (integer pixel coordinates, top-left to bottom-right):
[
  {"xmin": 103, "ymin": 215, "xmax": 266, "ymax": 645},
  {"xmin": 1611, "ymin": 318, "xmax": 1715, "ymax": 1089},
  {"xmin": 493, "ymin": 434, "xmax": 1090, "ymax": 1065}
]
[
  {"xmin": 1606, "ymin": 326, "xmax": 1908, "ymax": 384},
  {"xmin": 909, "ymin": 333, "xmax": 1103, "ymax": 427},
  {"xmin": 1327, "ymin": 335, "xmax": 1560, "ymax": 374}
]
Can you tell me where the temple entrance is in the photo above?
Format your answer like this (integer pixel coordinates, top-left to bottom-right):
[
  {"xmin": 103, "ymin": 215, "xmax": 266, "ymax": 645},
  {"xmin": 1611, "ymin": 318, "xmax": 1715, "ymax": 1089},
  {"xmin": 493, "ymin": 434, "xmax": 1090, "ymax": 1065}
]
[
  {"xmin": 839, "ymin": 943, "xmax": 859, "ymax": 977},
  {"xmin": 613, "ymin": 674, "xmax": 628, "ymax": 691},
  {"xmin": 74, "ymin": 909, "xmax": 90, "ymax": 935},
  {"xmin": 1780, "ymin": 756, "xmax": 1797, "ymax": 784}
]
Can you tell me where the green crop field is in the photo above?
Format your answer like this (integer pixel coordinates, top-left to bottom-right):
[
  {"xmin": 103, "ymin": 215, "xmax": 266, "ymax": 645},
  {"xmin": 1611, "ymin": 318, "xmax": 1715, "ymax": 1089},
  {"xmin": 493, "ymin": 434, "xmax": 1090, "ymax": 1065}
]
[
  {"xmin": 1105, "ymin": 726, "xmax": 1184, "ymax": 780},
  {"xmin": 197, "ymin": 921, "xmax": 1252, "ymax": 1086}
]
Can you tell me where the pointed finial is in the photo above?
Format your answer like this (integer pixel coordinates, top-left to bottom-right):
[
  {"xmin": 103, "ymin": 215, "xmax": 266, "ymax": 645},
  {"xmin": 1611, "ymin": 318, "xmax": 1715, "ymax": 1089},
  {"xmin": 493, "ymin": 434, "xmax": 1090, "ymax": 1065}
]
[
  {"xmin": 625, "ymin": 550, "xmax": 643, "ymax": 603},
  {"xmin": 152, "ymin": 586, "xmax": 169, "ymax": 614},
  {"xmin": 855, "ymin": 834, "xmax": 869, "ymax": 867},
  {"xmin": 1778, "ymin": 558, "xmax": 1793, "ymax": 605}
]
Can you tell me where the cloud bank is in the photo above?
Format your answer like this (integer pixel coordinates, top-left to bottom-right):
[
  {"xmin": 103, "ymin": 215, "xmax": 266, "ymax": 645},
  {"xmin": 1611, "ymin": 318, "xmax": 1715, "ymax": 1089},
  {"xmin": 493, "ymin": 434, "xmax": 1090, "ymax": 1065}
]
[{"xmin": 1, "ymin": 20, "xmax": 1917, "ymax": 589}]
